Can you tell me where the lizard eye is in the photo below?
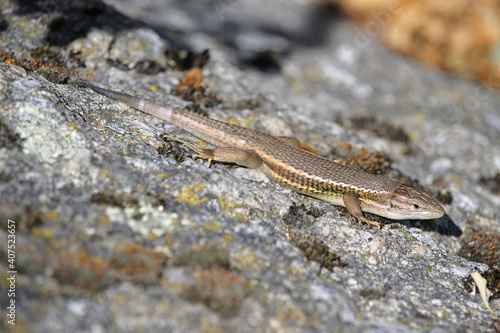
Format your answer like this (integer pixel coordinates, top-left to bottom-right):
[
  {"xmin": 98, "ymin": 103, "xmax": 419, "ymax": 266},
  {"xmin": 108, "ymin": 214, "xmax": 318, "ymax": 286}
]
[{"xmin": 413, "ymin": 203, "xmax": 420, "ymax": 210}]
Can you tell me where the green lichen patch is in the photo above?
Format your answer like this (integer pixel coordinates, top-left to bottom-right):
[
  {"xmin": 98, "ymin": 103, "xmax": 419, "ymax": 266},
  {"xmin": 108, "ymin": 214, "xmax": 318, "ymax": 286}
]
[{"xmin": 14, "ymin": 103, "xmax": 86, "ymax": 164}]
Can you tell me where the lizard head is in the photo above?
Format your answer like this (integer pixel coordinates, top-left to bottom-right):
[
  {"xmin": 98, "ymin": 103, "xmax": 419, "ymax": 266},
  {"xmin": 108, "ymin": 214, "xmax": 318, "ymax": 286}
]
[{"xmin": 387, "ymin": 183, "xmax": 445, "ymax": 220}]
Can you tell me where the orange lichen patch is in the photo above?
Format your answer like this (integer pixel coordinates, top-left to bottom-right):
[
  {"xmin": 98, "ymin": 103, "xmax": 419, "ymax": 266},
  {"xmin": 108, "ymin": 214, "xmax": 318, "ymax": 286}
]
[
  {"xmin": 330, "ymin": 0, "xmax": 500, "ymax": 89},
  {"xmin": 171, "ymin": 49, "xmax": 221, "ymax": 110},
  {"xmin": 108, "ymin": 243, "xmax": 166, "ymax": 286},
  {"xmin": 0, "ymin": 50, "xmax": 86, "ymax": 84},
  {"xmin": 181, "ymin": 267, "xmax": 249, "ymax": 318},
  {"xmin": 332, "ymin": 142, "xmax": 393, "ymax": 175},
  {"xmin": 53, "ymin": 250, "xmax": 113, "ymax": 293},
  {"xmin": 176, "ymin": 67, "xmax": 203, "ymax": 90},
  {"xmin": 173, "ymin": 80, "xmax": 222, "ymax": 111}
]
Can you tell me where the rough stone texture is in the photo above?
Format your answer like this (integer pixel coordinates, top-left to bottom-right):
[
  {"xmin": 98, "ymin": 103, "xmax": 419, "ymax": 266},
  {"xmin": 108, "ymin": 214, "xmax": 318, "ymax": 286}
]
[{"xmin": 0, "ymin": 0, "xmax": 499, "ymax": 332}]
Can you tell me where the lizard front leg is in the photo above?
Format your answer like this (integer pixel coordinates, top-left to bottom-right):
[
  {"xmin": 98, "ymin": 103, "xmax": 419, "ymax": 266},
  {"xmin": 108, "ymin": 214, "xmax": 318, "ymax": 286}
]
[{"xmin": 343, "ymin": 192, "xmax": 381, "ymax": 229}]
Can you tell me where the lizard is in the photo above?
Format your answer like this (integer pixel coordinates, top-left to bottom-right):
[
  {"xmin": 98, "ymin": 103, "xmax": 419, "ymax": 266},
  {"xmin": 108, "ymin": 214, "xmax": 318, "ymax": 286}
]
[{"xmin": 86, "ymin": 83, "xmax": 445, "ymax": 228}]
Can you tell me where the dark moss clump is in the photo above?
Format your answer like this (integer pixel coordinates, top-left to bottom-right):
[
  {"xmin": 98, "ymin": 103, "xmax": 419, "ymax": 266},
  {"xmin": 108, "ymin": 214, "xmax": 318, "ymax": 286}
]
[
  {"xmin": 89, "ymin": 191, "xmax": 139, "ymax": 208},
  {"xmin": 0, "ymin": 117, "xmax": 22, "ymax": 150},
  {"xmin": 289, "ymin": 233, "xmax": 345, "ymax": 274},
  {"xmin": 360, "ymin": 284, "xmax": 391, "ymax": 300},
  {"xmin": 157, "ymin": 137, "xmax": 190, "ymax": 163},
  {"xmin": 0, "ymin": 204, "xmax": 44, "ymax": 232},
  {"xmin": 171, "ymin": 242, "xmax": 230, "ymax": 270},
  {"xmin": 283, "ymin": 203, "xmax": 324, "ymax": 229},
  {"xmin": 459, "ymin": 230, "xmax": 500, "ymax": 300},
  {"xmin": 462, "ymin": 267, "xmax": 500, "ymax": 301},
  {"xmin": 479, "ymin": 173, "xmax": 500, "ymax": 195},
  {"xmin": 350, "ymin": 115, "xmax": 410, "ymax": 144},
  {"xmin": 458, "ymin": 231, "xmax": 500, "ymax": 268}
]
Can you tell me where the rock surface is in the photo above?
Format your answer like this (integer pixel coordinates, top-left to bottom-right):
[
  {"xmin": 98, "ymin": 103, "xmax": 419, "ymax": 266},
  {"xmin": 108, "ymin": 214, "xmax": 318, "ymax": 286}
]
[{"xmin": 0, "ymin": 0, "xmax": 499, "ymax": 332}]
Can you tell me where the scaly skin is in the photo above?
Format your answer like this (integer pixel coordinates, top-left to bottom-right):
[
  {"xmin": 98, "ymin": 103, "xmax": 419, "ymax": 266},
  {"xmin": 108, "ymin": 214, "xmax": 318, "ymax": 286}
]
[{"xmin": 87, "ymin": 83, "xmax": 445, "ymax": 228}]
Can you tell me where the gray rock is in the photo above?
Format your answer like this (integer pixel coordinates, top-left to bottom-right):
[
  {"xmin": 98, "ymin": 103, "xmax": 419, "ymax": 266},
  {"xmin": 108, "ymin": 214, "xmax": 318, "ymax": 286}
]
[{"xmin": 0, "ymin": 0, "xmax": 498, "ymax": 332}]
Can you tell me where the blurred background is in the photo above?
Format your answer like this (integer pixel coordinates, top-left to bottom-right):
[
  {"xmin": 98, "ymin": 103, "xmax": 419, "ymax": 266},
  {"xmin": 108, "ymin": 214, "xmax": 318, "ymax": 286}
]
[{"xmin": 102, "ymin": 0, "xmax": 500, "ymax": 88}]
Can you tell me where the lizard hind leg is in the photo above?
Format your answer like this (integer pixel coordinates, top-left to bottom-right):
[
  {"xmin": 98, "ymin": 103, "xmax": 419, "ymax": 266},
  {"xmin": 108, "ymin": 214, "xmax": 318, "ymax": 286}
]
[
  {"xmin": 162, "ymin": 134, "xmax": 263, "ymax": 169},
  {"xmin": 162, "ymin": 134, "xmax": 215, "ymax": 167}
]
